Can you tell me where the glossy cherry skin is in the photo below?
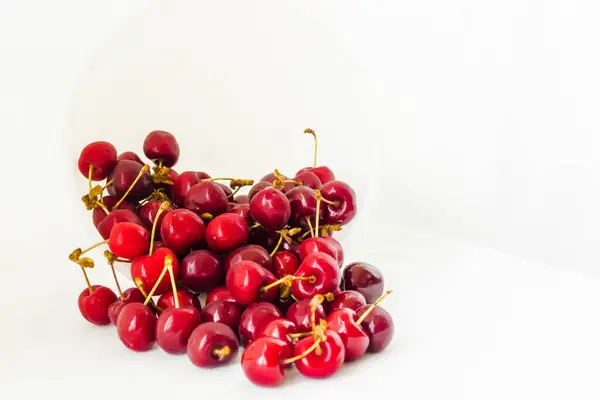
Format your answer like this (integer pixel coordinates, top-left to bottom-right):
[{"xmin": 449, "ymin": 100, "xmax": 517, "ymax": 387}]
[
  {"xmin": 281, "ymin": 239, "xmax": 301, "ymax": 257},
  {"xmin": 117, "ymin": 303, "xmax": 157, "ymax": 351},
  {"xmin": 248, "ymin": 181, "xmax": 271, "ymax": 202},
  {"xmin": 108, "ymin": 287, "xmax": 146, "ymax": 325},
  {"xmin": 187, "ymin": 322, "xmax": 239, "ymax": 367},
  {"xmin": 342, "ymin": 262, "xmax": 384, "ymax": 303},
  {"xmin": 107, "ymin": 160, "xmax": 154, "ymax": 203},
  {"xmin": 293, "ymin": 329, "xmax": 345, "ymax": 378},
  {"xmin": 157, "ymin": 288, "xmax": 202, "ymax": 314},
  {"xmin": 235, "ymin": 194, "xmax": 249, "ymax": 204},
  {"xmin": 78, "ymin": 285, "xmax": 118, "ymax": 325},
  {"xmin": 180, "ymin": 250, "xmax": 222, "ymax": 293},
  {"xmin": 286, "ymin": 298, "xmax": 326, "ymax": 332},
  {"xmin": 296, "ymin": 166, "xmax": 335, "ymax": 184},
  {"xmin": 92, "ymin": 195, "xmax": 136, "ymax": 228},
  {"xmin": 171, "ymin": 171, "xmax": 202, "ymax": 207},
  {"xmin": 143, "ymin": 130, "xmax": 180, "ymax": 167},
  {"xmin": 185, "ymin": 181, "xmax": 229, "ymax": 217},
  {"xmin": 200, "ymin": 300, "xmax": 244, "ymax": 332},
  {"xmin": 117, "ymin": 151, "xmax": 144, "ymax": 165},
  {"xmin": 78, "ymin": 141, "xmax": 117, "ymax": 180},
  {"xmin": 272, "ymin": 250, "xmax": 300, "ymax": 279},
  {"xmin": 97, "ymin": 209, "xmax": 142, "ymax": 240},
  {"xmin": 326, "ymin": 308, "xmax": 369, "ymax": 361},
  {"xmin": 260, "ymin": 172, "xmax": 282, "ymax": 183},
  {"xmin": 160, "ymin": 209, "xmax": 205, "ymax": 254},
  {"xmin": 238, "ymin": 302, "xmax": 283, "ymax": 346},
  {"xmin": 291, "ymin": 253, "xmax": 341, "ymax": 300},
  {"xmin": 259, "ymin": 318, "xmax": 298, "ymax": 346},
  {"xmin": 130, "ymin": 247, "xmax": 180, "ymax": 296},
  {"xmin": 356, "ymin": 305, "xmax": 394, "ymax": 353},
  {"xmin": 138, "ymin": 200, "xmax": 175, "ymax": 236},
  {"xmin": 206, "ymin": 286, "xmax": 237, "ymax": 304},
  {"xmin": 108, "ymin": 222, "xmax": 150, "ymax": 259},
  {"xmin": 241, "ymin": 337, "xmax": 291, "ymax": 386},
  {"xmin": 223, "ymin": 245, "xmax": 273, "ymax": 276},
  {"xmin": 286, "ymin": 186, "xmax": 322, "ymax": 225},
  {"xmin": 327, "ymin": 290, "xmax": 366, "ymax": 313},
  {"xmin": 205, "ymin": 213, "xmax": 249, "ymax": 253},
  {"xmin": 321, "ymin": 180, "xmax": 357, "ymax": 225},
  {"xmin": 229, "ymin": 203, "xmax": 251, "ymax": 225},
  {"xmin": 249, "ymin": 187, "xmax": 291, "ymax": 231},
  {"xmin": 294, "ymin": 171, "xmax": 322, "ymax": 190},
  {"xmin": 299, "ymin": 237, "xmax": 343, "ymax": 268},
  {"xmin": 156, "ymin": 307, "xmax": 202, "ymax": 354},
  {"xmin": 215, "ymin": 182, "xmax": 233, "ymax": 198},
  {"xmin": 226, "ymin": 261, "xmax": 278, "ymax": 306}
]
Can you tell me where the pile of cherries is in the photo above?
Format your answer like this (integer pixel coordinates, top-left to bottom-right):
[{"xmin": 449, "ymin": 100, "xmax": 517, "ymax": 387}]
[{"xmin": 70, "ymin": 129, "xmax": 393, "ymax": 386}]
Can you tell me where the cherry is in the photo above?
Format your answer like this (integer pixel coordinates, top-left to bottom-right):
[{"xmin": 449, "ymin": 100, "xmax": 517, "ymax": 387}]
[
  {"xmin": 130, "ymin": 247, "xmax": 180, "ymax": 296},
  {"xmin": 188, "ymin": 322, "xmax": 239, "ymax": 367},
  {"xmin": 320, "ymin": 181, "xmax": 357, "ymax": 225},
  {"xmin": 292, "ymin": 328, "xmax": 345, "ymax": 378},
  {"xmin": 272, "ymin": 250, "xmax": 300, "ymax": 279},
  {"xmin": 117, "ymin": 151, "xmax": 143, "ymax": 165},
  {"xmin": 205, "ymin": 213, "xmax": 249, "ymax": 252},
  {"xmin": 235, "ymin": 194, "xmax": 249, "ymax": 204},
  {"xmin": 281, "ymin": 239, "xmax": 300, "ymax": 257},
  {"xmin": 229, "ymin": 203, "xmax": 251, "ymax": 225},
  {"xmin": 200, "ymin": 300, "xmax": 244, "ymax": 332},
  {"xmin": 138, "ymin": 200, "xmax": 175, "ymax": 236},
  {"xmin": 171, "ymin": 171, "xmax": 202, "ymax": 207},
  {"xmin": 248, "ymin": 181, "xmax": 271, "ymax": 202},
  {"xmin": 156, "ymin": 307, "xmax": 203, "ymax": 354},
  {"xmin": 342, "ymin": 262, "xmax": 384, "ymax": 303},
  {"xmin": 108, "ymin": 222, "xmax": 149, "ymax": 259},
  {"xmin": 247, "ymin": 226, "xmax": 279, "ymax": 252},
  {"xmin": 294, "ymin": 171, "xmax": 322, "ymax": 190},
  {"xmin": 326, "ymin": 308, "xmax": 369, "ymax": 361},
  {"xmin": 215, "ymin": 182, "xmax": 233, "ymax": 198},
  {"xmin": 286, "ymin": 297, "xmax": 326, "ymax": 332},
  {"xmin": 180, "ymin": 250, "xmax": 222, "ymax": 293},
  {"xmin": 238, "ymin": 302, "xmax": 283, "ymax": 346},
  {"xmin": 117, "ymin": 302, "xmax": 157, "ymax": 351},
  {"xmin": 108, "ymin": 287, "xmax": 146, "ymax": 325},
  {"xmin": 225, "ymin": 260, "xmax": 278, "ymax": 306},
  {"xmin": 97, "ymin": 209, "xmax": 142, "ymax": 240},
  {"xmin": 223, "ymin": 245, "xmax": 273, "ymax": 276},
  {"xmin": 291, "ymin": 253, "xmax": 341, "ymax": 300},
  {"xmin": 241, "ymin": 337, "xmax": 291, "ymax": 386},
  {"xmin": 107, "ymin": 160, "xmax": 154, "ymax": 203},
  {"xmin": 78, "ymin": 141, "xmax": 117, "ymax": 181},
  {"xmin": 298, "ymin": 236, "xmax": 343, "ymax": 268},
  {"xmin": 327, "ymin": 290, "xmax": 366, "ymax": 313},
  {"xmin": 249, "ymin": 187, "xmax": 291, "ymax": 231},
  {"xmin": 157, "ymin": 288, "xmax": 202, "ymax": 314},
  {"xmin": 286, "ymin": 186, "xmax": 322, "ymax": 226},
  {"xmin": 143, "ymin": 130, "xmax": 180, "ymax": 167},
  {"xmin": 78, "ymin": 285, "xmax": 118, "ymax": 325},
  {"xmin": 92, "ymin": 195, "xmax": 136, "ymax": 228},
  {"xmin": 160, "ymin": 209, "xmax": 205, "ymax": 254},
  {"xmin": 206, "ymin": 286, "xmax": 237, "ymax": 304},
  {"xmin": 356, "ymin": 303, "xmax": 394, "ymax": 353},
  {"xmin": 258, "ymin": 318, "xmax": 300, "ymax": 347},
  {"xmin": 185, "ymin": 181, "xmax": 229, "ymax": 218}
]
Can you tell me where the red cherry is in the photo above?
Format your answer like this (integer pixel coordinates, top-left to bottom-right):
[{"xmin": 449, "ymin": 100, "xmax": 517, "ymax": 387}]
[
  {"xmin": 294, "ymin": 171, "xmax": 322, "ymax": 190},
  {"xmin": 298, "ymin": 236, "xmax": 343, "ymax": 268},
  {"xmin": 160, "ymin": 209, "xmax": 205, "ymax": 254},
  {"xmin": 77, "ymin": 285, "xmax": 117, "ymax": 325},
  {"xmin": 215, "ymin": 182, "xmax": 233, "ymax": 198},
  {"xmin": 78, "ymin": 141, "xmax": 117, "ymax": 180},
  {"xmin": 342, "ymin": 262, "xmax": 384, "ymax": 303},
  {"xmin": 235, "ymin": 194, "xmax": 249, "ymax": 204},
  {"xmin": 248, "ymin": 181, "xmax": 272, "ymax": 202},
  {"xmin": 108, "ymin": 222, "xmax": 149, "ymax": 259},
  {"xmin": 321, "ymin": 180, "xmax": 357, "ymax": 225},
  {"xmin": 286, "ymin": 298, "xmax": 326, "ymax": 332},
  {"xmin": 156, "ymin": 307, "xmax": 202, "ymax": 354},
  {"xmin": 200, "ymin": 300, "xmax": 244, "ymax": 332},
  {"xmin": 157, "ymin": 288, "xmax": 201, "ymax": 314},
  {"xmin": 249, "ymin": 187, "xmax": 291, "ymax": 231},
  {"xmin": 272, "ymin": 250, "xmax": 300, "ymax": 279},
  {"xmin": 241, "ymin": 337, "xmax": 291, "ymax": 387},
  {"xmin": 286, "ymin": 186, "xmax": 322, "ymax": 226},
  {"xmin": 238, "ymin": 302, "xmax": 283, "ymax": 346},
  {"xmin": 180, "ymin": 250, "xmax": 222, "ymax": 293},
  {"xmin": 108, "ymin": 287, "xmax": 146, "ymax": 325},
  {"xmin": 185, "ymin": 181, "xmax": 228, "ymax": 218},
  {"xmin": 327, "ymin": 290, "xmax": 366, "ymax": 313},
  {"xmin": 106, "ymin": 160, "xmax": 154, "ymax": 203},
  {"xmin": 326, "ymin": 308, "xmax": 369, "ymax": 361},
  {"xmin": 297, "ymin": 166, "xmax": 335, "ymax": 184},
  {"xmin": 355, "ymin": 304, "xmax": 394, "ymax": 353},
  {"xmin": 206, "ymin": 286, "xmax": 237, "ymax": 304},
  {"xmin": 188, "ymin": 322, "xmax": 239, "ymax": 367},
  {"xmin": 92, "ymin": 195, "xmax": 137, "ymax": 228},
  {"xmin": 97, "ymin": 209, "xmax": 142, "ymax": 240},
  {"xmin": 223, "ymin": 245, "xmax": 273, "ymax": 276},
  {"xmin": 143, "ymin": 130, "xmax": 180, "ymax": 167},
  {"xmin": 259, "ymin": 318, "xmax": 298, "ymax": 346},
  {"xmin": 171, "ymin": 171, "xmax": 202, "ymax": 207},
  {"xmin": 117, "ymin": 302, "xmax": 157, "ymax": 351},
  {"xmin": 117, "ymin": 151, "xmax": 143, "ymax": 165},
  {"xmin": 226, "ymin": 260, "xmax": 278, "ymax": 306},
  {"xmin": 292, "ymin": 329, "xmax": 345, "ymax": 378},
  {"xmin": 205, "ymin": 213, "xmax": 249, "ymax": 253},
  {"xmin": 229, "ymin": 203, "xmax": 251, "ymax": 225},
  {"xmin": 138, "ymin": 200, "xmax": 175, "ymax": 236},
  {"xmin": 291, "ymin": 253, "xmax": 341, "ymax": 300},
  {"xmin": 130, "ymin": 247, "xmax": 180, "ymax": 296}
]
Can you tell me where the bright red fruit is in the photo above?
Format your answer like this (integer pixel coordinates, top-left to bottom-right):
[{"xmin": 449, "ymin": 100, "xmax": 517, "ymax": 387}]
[
  {"xmin": 78, "ymin": 285, "xmax": 118, "ymax": 325},
  {"xmin": 78, "ymin": 141, "xmax": 117, "ymax": 180},
  {"xmin": 291, "ymin": 253, "xmax": 341, "ymax": 300},
  {"xmin": 143, "ymin": 130, "xmax": 180, "ymax": 167},
  {"xmin": 226, "ymin": 261, "xmax": 278, "ymax": 306},
  {"xmin": 156, "ymin": 307, "xmax": 203, "ymax": 354},
  {"xmin": 160, "ymin": 209, "xmax": 205, "ymax": 254},
  {"xmin": 326, "ymin": 308, "xmax": 369, "ymax": 361},
  {"xmin": 241, "ymin": 337, "xmax": 291, "ymax": 387},
  {"xmin": 292, "ymin": 330, "xmax": 345, "ymax": 378},
  {"xmin": 108, "ymin": 222, "xmax": 149, "ymax": 259},
  {"xmin": 205, "ymin": 213, "xmax": 249, "ymax": 252},
  {"xmin": 117, "ymin": 303, "xmax": 157, "ymax": 351},
  {"xmin": 130, "ymin": 247, "xmax": 180, "ymax": 296}
]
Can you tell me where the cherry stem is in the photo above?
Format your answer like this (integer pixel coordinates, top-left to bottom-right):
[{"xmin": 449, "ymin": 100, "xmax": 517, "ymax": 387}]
[
  {"xmin": 314, "ymin": 190, "xmax": 322, "ymax": 238},
  {"xmin": 355, "ymin": 290, "xmax": 393, "ymax": 326},
  {"xmin": 304, "ymin": 217, "xmax": 314, "ymax": 239},
  {"xmin": 113, "ymin": 164, "xmax": 150, "ymax": 210},
  {"xmin": 108, "ymin": 261, "xmax": 124, "ymax": 299},
  {"xmin": 227, "ymin": 186, "xmax": 241, "ymax": 199},
  {"xmin": 287, "ymin": 331, "xmax": 314, "ymax": 339},
  {"xmin": 212, "ymin": 346, "xmax": 231, "ymax": 361},
  {"xmin": 269, "ymin": 235, "xmax": 284, "ymax": 257},
  {"xmin": 148, "ymin": 201, "xmax": 171, "ymax": 256},
  {"xmin": 142, "ymin": 255, "xmax": 172, "ymax": 305},
  {"xmin": 304, "ymin": 128, "xmax": 318, "ymax": 168},
  {"xmin": 168, "ymin": 259, "xmax": 179, "ymax": 309},
  {"xmin": 201, "ymin": 177, "xmax": 255, "ymax": 188},
  {"xmin": 80, "ymin": 265, "xmax": 93, "ymax": 293},
  {"xmin": 260, "ymin": 275, "xmax": 315, "ymax": 293},
  {"xmin": 200, "ymin": 213, "xmax": 213, "ymax": 220},
  {"xmin": 81, "ymin": 240, "xmax": 109, "ymax": 256},
  {"xmin": 309, "ymin": 294, "xmax": 325, "ymax": 330},
  {"xmin": 95, "ymin": 201, "xmax": 109, "ymax": 215},
  {"xmin": 88, "ymin": 164, "xmax": 94, "ymax": 192},
  {"xmin": 249, "ymin": 222, "xmax": 261, "ymax": 229},
  {"xmin": 281, "ymin": 338, "xmax": 322, "ymax": 365}
]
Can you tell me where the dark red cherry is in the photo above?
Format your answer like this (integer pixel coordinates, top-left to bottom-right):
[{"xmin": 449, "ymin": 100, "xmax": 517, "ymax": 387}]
[
  {"xmin": 117, "ymin": 302, "xmax": 157, "ymax": 351},
  {"xmin": 286, "ymin": 186, "xmax": 322, "ymax": 225},
  {"xmin": 185, "ymin": 181, "xmax": 229, "ymax": 218},
  {"xmin": 106, "ymin": 160, "xmax": 154, "ymax": 203},
  {"xmin": 223, "ymin": 245, "xmax": 273, "ymax": 276},
  {"xmin": 326, "ymin": 308, "xmax": 369, "ymax": 361},
  {"xmin": 97, "ymin": 209, "xmax": 142, "ymax": 240},
  {"xmin": 180, "ymin": 250, "xmax": 222, "ymax": 293},
  {"xmin": 226, "ymin": 261, "xmax": 278, "ymax": 306},
  {"xmin": 286, "ymin": 298, "xmax": 326, "ymax": 332},
  {"xmin": 108, "ymin": 222, "xmax": 149, "ymax": 259},
  {"xmin": 78, "ymin": 285, "xmax": 118, "ymax": 325},
  {"xmin": 294, "ymin": 171, "xmax": 322, "ymax": 190},
  {"xmin": 248, "ymin": 181, "xmax": 272, "ymax": 202},
  {"xmin": 281, "ymin": 240, "xmax": 300, "ymax": 257},
  {"xmin": 292, "ymin": 329, "xmax": 345, "ymax": 378},
  {"xmin": 235, "ymin": 194, "xmax": 249, "ymax": 204},
  {"xmin": 143, "ymin": 130, "xmax": 180, "ymax": 167},
  {"xmin": 215, "ymin": 182, "xmax": 233, "ymax": 198},
  {"xmin": 138, "ymin": 200, "xmax": 175, "ymax": 236},
  {"xmin": 321, "ymin": 180, "xmax": 357, "ymax": 225},
  {"xmin": 160, "ymin": 209, "xmax": 205, "ymax": 254},
  {"xmin": 242, "ymin": 337, "xmax": 291, "ymax": 386},
  {"xmin": 188, "ymin": 322, "xmax": 239, "ymax": 367},
  {"xmin": 299, "ymin": 236, "xmax": 343, "ymax": 268},
  {"xmin": 272, "ymin": 250, "xmax": 300, "ymax": 279},
  {"xmin": 156, "ymin": 307, "xmax": 202, "ymax": 354},
  {"xmin": 229, "ymin": 203, "xmax": 251, "ymax": 225},
  {"xmin": 171, "ymin": 171, "xmax": 202, "ymax": 207},
  {"xmin": 327, "ymin": 290, "xmax": 366, "ymax": 313},
  {"xmin": 259, "ymin": 318, "xmax": 298, "ymax": 346},
  {"xmin": 92, "ymin": 195, "xmax": 137, "ymax": 228},
  {"xmin": 291, "ymin": 253, "xmax": 341, "ymax": 300},
  {"xmin": 249, "ymin": 187, "xmax": 291, "ymax": 231},
  {"xmin": 205, "ymin": 213, "xmax": 249, "ymax": 253},
  {"xmin": 108, "ymin": 287, "xmax": 146, "ymax": 325},
  {"xmin": 342, "ymin": 262, "xmax": 384, "ymax": 303},
  {"xmin": 157, "ymin": 288, "xmax": 201, "ymax": 314},
  {"xmin": 296, "ymin": 166, "xmax": 335, "ymax": 184},
  {"xmin": 356, "ymin": 304, "xmax": 394, "ymax": 353},
  {"xmin": 238, "ymin": 302, "xmax": 283, "ymax": 346},
  {"xmin": 78, "ymin": 141, "xmax": 117, "ymax": 180},
  {"xmin": 130, "ymin": 247, "xmax": 180, "ymax": 296},
  {"xmin": 206, "ymin": 286, "xmax": 237, "ymax": 304},
  {"xmin": 247, "ymin": 227, "xmax": 279, "ymax": 252},
  {"xmin": 200, "ymin": 300, "xmax": 244, "ymax": 332},
  {"xmin": 117, "ymin": 151, "xmax": 143, "ymax": 165},
  {"xmin": 273, "ymin": 294, "xmax": 296, "ymax": 314}
]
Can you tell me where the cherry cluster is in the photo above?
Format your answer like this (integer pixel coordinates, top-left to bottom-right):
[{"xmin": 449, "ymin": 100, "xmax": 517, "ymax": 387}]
[{"xmin": 70, "ymin": 129, "xmax": 393, "ymax": 386}]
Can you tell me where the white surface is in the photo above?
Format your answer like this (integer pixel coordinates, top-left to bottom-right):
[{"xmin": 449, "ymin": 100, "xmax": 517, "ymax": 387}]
[{"xmin": 2, "ymin": 1, "xmax": 600, "ymax": 399}]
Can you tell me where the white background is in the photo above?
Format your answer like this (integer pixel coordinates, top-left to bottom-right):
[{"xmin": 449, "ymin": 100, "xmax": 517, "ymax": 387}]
[{"xmin": 2, "ymin": 1, "xmax": 600, "ymax": 399}]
